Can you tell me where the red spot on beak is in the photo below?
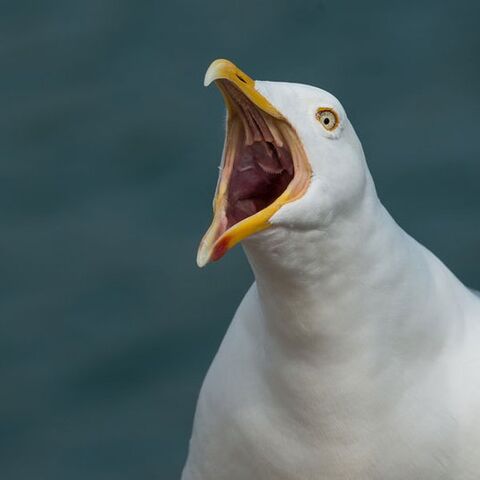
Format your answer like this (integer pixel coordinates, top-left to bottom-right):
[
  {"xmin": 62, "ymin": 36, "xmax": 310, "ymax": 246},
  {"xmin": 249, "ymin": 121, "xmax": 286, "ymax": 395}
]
[{"xmin": 211, "ymin": 237, "xmax": 229, "ymax": 262}]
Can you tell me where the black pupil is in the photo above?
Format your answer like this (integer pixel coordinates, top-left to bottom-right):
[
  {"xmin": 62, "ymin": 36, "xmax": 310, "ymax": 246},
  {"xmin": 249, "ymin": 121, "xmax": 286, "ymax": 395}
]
[{"xmin": 324, "ymin": 117, "xmax": 330, "ymax": 125}]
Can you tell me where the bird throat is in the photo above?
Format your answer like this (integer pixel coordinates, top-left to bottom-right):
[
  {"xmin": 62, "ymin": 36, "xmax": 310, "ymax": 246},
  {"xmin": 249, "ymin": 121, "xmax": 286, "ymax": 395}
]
[{"xmin": 219, "ymin": 80, "xmax": 295, "ymax": 230}]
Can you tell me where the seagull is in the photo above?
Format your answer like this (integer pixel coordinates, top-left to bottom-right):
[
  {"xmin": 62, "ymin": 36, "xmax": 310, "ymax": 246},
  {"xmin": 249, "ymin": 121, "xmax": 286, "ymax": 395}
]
[{"xmin": 182, "ymin": 59, "xmax": 480, "ymax": 480}]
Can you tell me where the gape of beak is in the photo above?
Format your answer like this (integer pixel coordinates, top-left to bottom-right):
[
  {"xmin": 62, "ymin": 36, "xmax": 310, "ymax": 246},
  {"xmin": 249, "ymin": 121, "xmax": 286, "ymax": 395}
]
[
  {"xmin": 197, "ymin": 60, "xmax": 311, "ymax": 267},
  {"xmin": 220, "ymin": 80, "xmax": 294, "ymax": 229}
]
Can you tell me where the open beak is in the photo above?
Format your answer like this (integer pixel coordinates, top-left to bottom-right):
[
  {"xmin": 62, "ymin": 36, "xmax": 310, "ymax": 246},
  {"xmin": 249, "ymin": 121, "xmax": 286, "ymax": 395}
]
[{"xmin": 197, "ymin": 59, "xmax": 311, "ymax": 267}]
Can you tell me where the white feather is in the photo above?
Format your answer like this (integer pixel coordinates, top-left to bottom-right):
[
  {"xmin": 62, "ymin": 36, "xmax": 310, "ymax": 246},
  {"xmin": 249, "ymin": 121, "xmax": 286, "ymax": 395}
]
[{"xmin": 182, "ymin": 79, "xmax": 480, "ymax": 480}]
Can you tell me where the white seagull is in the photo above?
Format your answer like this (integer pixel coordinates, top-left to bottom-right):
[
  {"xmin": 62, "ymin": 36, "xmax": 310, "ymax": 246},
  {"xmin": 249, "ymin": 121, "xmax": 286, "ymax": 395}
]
[{"xmin": 182, "ymin": 59, "xmax": 480, "ymax": 480}]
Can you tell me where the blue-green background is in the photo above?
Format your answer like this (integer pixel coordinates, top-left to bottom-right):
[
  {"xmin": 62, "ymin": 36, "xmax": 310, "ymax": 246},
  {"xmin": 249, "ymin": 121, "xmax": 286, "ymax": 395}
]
[{"xmin": 1, "ymin": 1, "xmax": 479, "ymax": 479}]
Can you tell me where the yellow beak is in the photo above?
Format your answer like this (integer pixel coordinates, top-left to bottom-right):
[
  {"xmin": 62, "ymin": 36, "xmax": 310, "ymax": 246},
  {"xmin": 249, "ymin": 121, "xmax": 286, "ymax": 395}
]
[
  {"xmin": 196, "ymin": 59, "xmax": 310, "ymax": 267},
  {"xmin": 203, "ymin": 59, "xmax": 283, "ymax": 118}
]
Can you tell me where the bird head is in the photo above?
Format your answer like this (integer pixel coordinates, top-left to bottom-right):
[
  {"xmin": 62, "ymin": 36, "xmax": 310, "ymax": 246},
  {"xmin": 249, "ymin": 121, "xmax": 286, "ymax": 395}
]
[{"xmin": 197, "ymin": 59, "xmax": 369, "ymax": 267}]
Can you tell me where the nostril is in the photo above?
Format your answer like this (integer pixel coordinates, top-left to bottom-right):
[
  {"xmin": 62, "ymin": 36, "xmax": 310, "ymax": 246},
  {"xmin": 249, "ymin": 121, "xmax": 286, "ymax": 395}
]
[{"xmin": 236, "ymin": 74, "xmax": 247, "ymax": 84}]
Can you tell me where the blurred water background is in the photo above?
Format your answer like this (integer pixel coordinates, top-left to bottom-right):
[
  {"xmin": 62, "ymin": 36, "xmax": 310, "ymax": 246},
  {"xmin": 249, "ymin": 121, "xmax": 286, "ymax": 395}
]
[{"xmin": 0, "ymin": 1, "xmax": 479, "ymax": 479}]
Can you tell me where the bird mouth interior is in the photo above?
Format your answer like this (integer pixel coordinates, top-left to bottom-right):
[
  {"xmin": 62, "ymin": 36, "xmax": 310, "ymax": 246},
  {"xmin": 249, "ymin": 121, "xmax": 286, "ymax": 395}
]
[{"xmin": 214, "ymin": 79, "xmax": 310, "ymax": 235}]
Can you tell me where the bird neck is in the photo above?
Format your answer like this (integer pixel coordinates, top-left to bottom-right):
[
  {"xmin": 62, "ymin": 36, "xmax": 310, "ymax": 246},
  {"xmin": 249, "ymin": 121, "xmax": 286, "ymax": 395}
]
[{"xmin": 242, "ymin": 188, "xmax": 461, "ymax": 357}]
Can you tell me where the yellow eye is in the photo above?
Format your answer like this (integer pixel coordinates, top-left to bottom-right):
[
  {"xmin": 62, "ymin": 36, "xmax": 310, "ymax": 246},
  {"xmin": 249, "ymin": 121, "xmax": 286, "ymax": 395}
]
[{"xmin": 315, "ymin": 109, "xmax": 338, "ymax": 131}]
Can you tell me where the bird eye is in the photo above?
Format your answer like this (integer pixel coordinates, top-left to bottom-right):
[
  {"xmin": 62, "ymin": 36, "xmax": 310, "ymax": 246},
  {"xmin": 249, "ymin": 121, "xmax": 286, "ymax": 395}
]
[{"xmin": 315, "ymin": 109, "xmax": 338, "ymax": 131}]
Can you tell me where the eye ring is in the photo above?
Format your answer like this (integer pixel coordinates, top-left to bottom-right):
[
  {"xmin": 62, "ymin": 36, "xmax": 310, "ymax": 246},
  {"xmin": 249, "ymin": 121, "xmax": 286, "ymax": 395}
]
[{"xmin": 315, "ymin": 108, "xmax": 338, "ymax": 131}]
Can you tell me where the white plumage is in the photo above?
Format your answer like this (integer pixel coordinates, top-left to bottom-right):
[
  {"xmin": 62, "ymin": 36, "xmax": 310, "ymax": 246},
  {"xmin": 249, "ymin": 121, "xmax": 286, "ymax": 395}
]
[{"xmin": 182, "ymin": 66, "xmax": 480, "ymax": 480}]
